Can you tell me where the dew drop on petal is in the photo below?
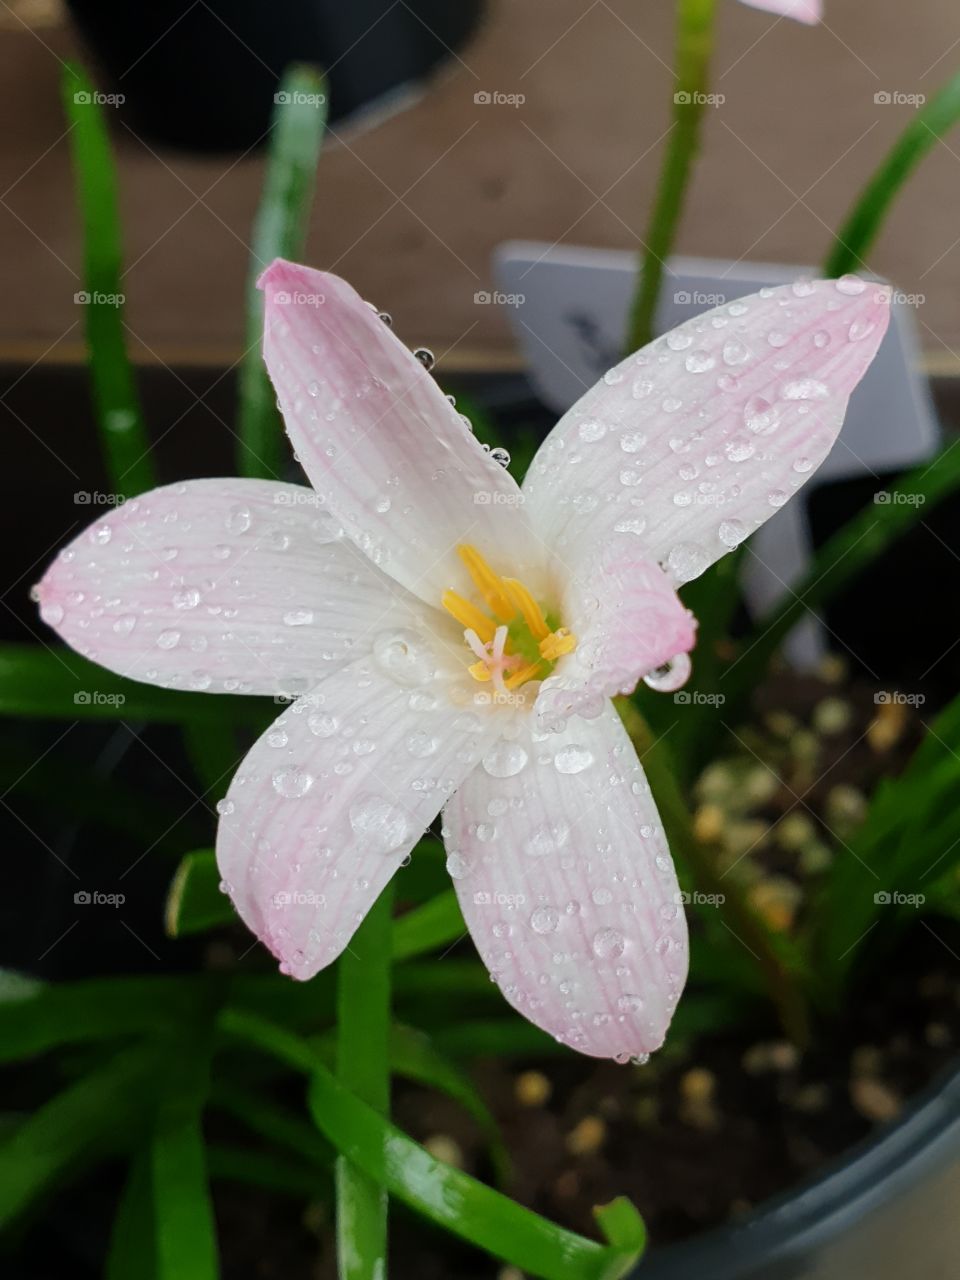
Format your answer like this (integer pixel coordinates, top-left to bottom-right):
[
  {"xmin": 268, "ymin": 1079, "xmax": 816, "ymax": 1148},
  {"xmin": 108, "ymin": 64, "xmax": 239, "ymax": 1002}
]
[
  {"xmin": 272, "ymin": 767, "xmax": 314, "ymax": 798},
  {"xmin": 482, "ymin": 741, "xmax": 528, "ymax": 778},
  {"xmin": 349, "ymin": 796, "xmax": 410, "ymax": 854},
  {"xmin": 644, "ymin": 652, "xmax": 692, "ymax": 693},
  {"xmin": 530, "ymin": 906, "xmax": 560, "ymax": 934},
  {"xmin": 308, "ymin": 713, "xmax": 339, "ymax": 738},
  {"xmin": 718, "ymin": 518, "xmax": 747, "ymax": 548},
  {"xmin": 593, "ymin": 928, "xmax": 625, "ymax": 960}
]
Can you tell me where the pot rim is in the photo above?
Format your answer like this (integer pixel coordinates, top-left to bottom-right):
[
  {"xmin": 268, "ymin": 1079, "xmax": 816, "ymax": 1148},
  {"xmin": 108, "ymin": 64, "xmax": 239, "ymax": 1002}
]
[{"xmin": 637, "ymin": 1056, "xmax": 960, "ymax": 1277}]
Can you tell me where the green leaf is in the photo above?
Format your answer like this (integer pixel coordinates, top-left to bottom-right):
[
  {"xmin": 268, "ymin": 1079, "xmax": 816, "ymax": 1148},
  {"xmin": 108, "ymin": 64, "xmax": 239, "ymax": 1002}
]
[
  {"xmin": 150, "ymin": 1028, "xmax": 219, "ymax": 1280},
  {"xmin": 237, "ymin": 65, "xmax": 327, "ymax": 479},
  {"xmin": 0, "ymin": 1043, "xmax": 156, "ymax": 1227},
  {"xmin": 207, "ymin": 1145, "xmax": 323, "ymax": 1200},
  {"xmin": 106, "ymin": 1152, "xmax": 156, "ymax": 1280},
  {"xmin": 219, "ymin": 1009, "xmax": 646, "ymax": 1280},
  {"xmin": 335, "ymin": 883, "xmax": 393, "ymax": 1280},
  {"xmin": 211, "ymin": 1081, "xmax": 333, "ymax": 1171},
  {"xmin": 62, "ymin": 64, "xmax": 154, "ymax": 497},
  {"xmin": 392, "ymin": 888, "xmax": 466, "ymax": 961},
  {"xmin": 826, "ymin": 67, "xmax": 960, "ymax": 276},
  {"xmin": 166, "ymin": 849, "xmax": 235, "ymax": 938},
  {"xmin": 0, "ymin": 974, "xmax": 213, "ymax": 1064},
  {"xmin": 0, "ymin": 644, "xmax": 268, "ymax": 724}
]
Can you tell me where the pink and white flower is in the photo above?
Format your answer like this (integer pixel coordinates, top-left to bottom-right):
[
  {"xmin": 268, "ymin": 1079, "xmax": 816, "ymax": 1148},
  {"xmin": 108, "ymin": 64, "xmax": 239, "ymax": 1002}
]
[
  {"xmin": 739, "ymin": 0, "xmax": 822, "ymax": 24},
  {"xmin": 35, "ymin": 261, "xmax": 888, "ymax": 1059}
]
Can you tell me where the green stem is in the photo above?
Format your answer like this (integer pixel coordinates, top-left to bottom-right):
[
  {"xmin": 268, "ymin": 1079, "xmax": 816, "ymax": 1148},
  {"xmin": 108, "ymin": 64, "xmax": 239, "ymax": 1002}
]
[
  {"xmin": 335, "ymin": 883, "xmax": 395, "ymax": 1280},
  {"xmin": 618, "ymin": 700, "xmax": 811, "ymax": 1046},
  {"xmin": 625, "ymin": 0, "xmax": 717, "ymax": 353}
]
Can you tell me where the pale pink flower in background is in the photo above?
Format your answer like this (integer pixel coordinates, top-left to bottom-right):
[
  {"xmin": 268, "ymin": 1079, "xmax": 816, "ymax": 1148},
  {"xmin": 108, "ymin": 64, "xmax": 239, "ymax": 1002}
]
[
  {"xmin": 739, "ymin": 0, "xmax": 822, "ymax": 24},
  {"xmin": 36, "ymin": 261, "xmax": 888, "ymax": 1059}
]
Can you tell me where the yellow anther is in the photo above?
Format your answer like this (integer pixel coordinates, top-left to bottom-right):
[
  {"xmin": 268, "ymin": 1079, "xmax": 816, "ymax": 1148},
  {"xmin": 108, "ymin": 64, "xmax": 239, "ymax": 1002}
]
[
  {"xmin": 539, "ymin": 628, "xmax": 576, "ymax": 662},
  {"xmin": 504, "ymin": 660, "xmax": 544, "ymax": 690},
  {"xmin": 458, "ymin": 545, "xmax": 514, "ymax": 623},
  {"xmin": 501, "ymin": 578, "xmax": 550, "ymax": 641},
  {"xmin": 441, "ymin": 590, "xmax": 496, "ymax": 644},
  {"xmin": 468, "ymin": 660, "xmax": 493, "ymax": 682}
]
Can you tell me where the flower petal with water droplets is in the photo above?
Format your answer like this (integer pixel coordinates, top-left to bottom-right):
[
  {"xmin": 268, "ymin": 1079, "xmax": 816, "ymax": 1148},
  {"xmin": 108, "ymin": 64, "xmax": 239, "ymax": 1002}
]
[
  {"xmin": 218, "ymin": 650, "xmax": 502, "ymax": 980},
  {"xmin": 35, "ymin": 479, "xmax": 432, "ymax": 697},
  {"xmin": 522, "ymin": 279, "xmax": 890, "ymax": 586},
  {"xmin": 259, "ymin": 260, "xmax": 544, "ymax": 605},
  {"xmin": 444, "ymin": 702, "xmax": 688, "ymax": 1060}
]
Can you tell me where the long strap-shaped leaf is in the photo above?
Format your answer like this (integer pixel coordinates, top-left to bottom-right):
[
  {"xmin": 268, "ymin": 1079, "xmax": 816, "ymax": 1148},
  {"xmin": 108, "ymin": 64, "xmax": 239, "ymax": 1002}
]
[
  {"xmin": 219, "ymin": 1008, "xmax": 646, "ymax": 1280},
  {"xmin": 826, "ymin": 67, "xmax": 960, "ymax": 277},
  {"xmin": 237, "ymin": 65, "xmax": 327, "ymax": 479},
  {"xmin": 62, "ymin": 64, "xmax": 155, "ymax": 498},
  {"xmin": 335, "ymin": 883, "xmax": 394, "ymax": 1280}
]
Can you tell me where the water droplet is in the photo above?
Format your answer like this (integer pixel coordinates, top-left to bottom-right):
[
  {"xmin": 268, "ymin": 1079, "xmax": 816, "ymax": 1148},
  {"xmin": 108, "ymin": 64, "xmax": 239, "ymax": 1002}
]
[
  {"xmin": 226, "ymin": 505, "xmax": 252, "ymax": 535},
  {"xmin": 744, "ymin": 395, "xmax": 781, "ymax": 435},
  {"xmin": 482, "ymin": 741, "xmax": 528, "ymax": 778},
  {"xmin": 848, "ymin": 318, "xmax": 877, "ymax": 342},
  {"xmin": 578, "ymin": 420, "xmax": 607, "ymax": 442},
  {"xmin": 530, "ymin": 906, "xmax": 560, "ymax": 934},
  {"xmin": 157, "ymin": 629, "xmax": 180, "ymax": 650},
  {"xmin": 40, "ymin": 601, "xmax": 64, "ymax": 626},
  {"xmin": 644, "ymin": 652, "xmax": 692, "ymax": 693},
  {"xmin": 373, "ymin": 628, "xmax": 435, "ymax": 687},
  {"xmin": 615, "ymin": 517, "xmax": 647, "ymax": 536},
  {"xmin": 666, "ymin": 542, "xmax": 709, "ymax": 582},
  {"xmin": 813, "ymin": 330, "xmax": 831, "ymax": 349},
  {"xmin": 215, "ymin": 798, "xmax": 235, "ymax": 817},
  {"xmin": 620, "ymin": 431, "xmax": 647, "ymax": 454},
  {"xmin": 90, "ymin": 524, "xmax": 112, "ymax": 546},
  {"xmin": 684, "ymin": 349, "xmax": 716, "ymax": 373},
  {"xmin": 836, "ymin": 274, "xmax": 866, "ymax": 296},
  {"xmin": 308, "ymin": 712, "xmax": 339, "ymax": 737},
  {"xmin": 554, "ymin": 745, "xmax": 594, "ymax": 775},
  {"xmin": 489, "ymin": 446, "xmax": 511, "ymax": 468},
  {"xmin": 722, "ymin": 339, "xmax": 750, "ymax": 366},
  {"xmin": 445, "ymin": 851, "xmax": 469, "ymax": 879},
  {"xmin": 349, "ymin": 796, "xmax": 410, "ymax": 854},
  {"xmin": 283, "ymin": 609, "xmax": 314, "ymax": 627},
  {"xmin": 112, "ymin": 615, "xmax": 137, "ymax": 635},
  {"xmin": 414, "ymin": 347, "xmax": 435, "ymax": 370},
  {"xmin": 173, "ymin": 588, "xmax": 200, "ymax": 610},
  {"xmin": 593, "ymin": 928, "xmax": 625, "ymax": 959},
  {"xmin": 782, "ymin": 378, "xmax": 828, "ymax": 401},
  {"xmin": 407, "ymin": 731, "xmax": 439, "ymax": 758},
  {"xmin": 666, "ymin": 330, "xmax": 693, "ymax": 351},
  {"xmin": 718, "ymin": 518, "xmax": 747, "ymax": 548},
  {"xmin": 525, "ymin": 822, "xmax": 570, "ymax": 857},
  {"xmin": 272, "ymin": 767, "xmax": 314, "ymax": 798}
]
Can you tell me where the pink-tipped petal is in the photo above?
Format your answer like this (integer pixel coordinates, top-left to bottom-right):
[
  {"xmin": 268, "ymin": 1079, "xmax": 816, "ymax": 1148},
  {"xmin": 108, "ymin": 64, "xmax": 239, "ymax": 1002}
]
[
  {"xmin": 35, "ymin": 479, "xmax": 429, "ymax": 696},
  {"xmin": 218, "ymin": 650, "xmax": 500, "ymax": 980},
  {"xmin": 524, "ymin": 278, "xmax": 890, "ymax": 586},
  {"xmin": 739, "ymin": 0, "xmax": 822, "ymax": 24},
  {"xmin": 259, "ymin": 260, "xmax": 544, "ymax": 605},
  {"xmin": 536, "ymin": 548, "xmax": 697, "ymax": 731},
  {"xmin": 445, "ymin": 703, "xmax": 688, "ymax": 1060}
]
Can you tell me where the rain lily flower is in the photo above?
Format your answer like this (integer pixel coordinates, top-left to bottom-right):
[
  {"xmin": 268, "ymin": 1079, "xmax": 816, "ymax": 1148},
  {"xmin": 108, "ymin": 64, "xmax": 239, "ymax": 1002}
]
[
  {"xmin": 739, "ymin": 0, "xmax": 821, "ymax": 24},
  {"xmin": 36, "ymin": 261, "xmax": 888, "ymax": 1060}
]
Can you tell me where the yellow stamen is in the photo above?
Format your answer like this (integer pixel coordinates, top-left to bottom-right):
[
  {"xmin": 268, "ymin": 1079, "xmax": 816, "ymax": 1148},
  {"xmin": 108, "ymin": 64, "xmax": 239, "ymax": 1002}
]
[
  {"xmin": 441, "ymin": 590, "xmax": 496, "ymax": 644},
  {"xmin": 458, "ymin": 545, "xmax": 514, "ymax": 623},
  {"xmin": 539, "ymin": 628, "xmax": 576, "ymax": 662},
  {"xmin": 501, "ymin": 577, "xmax": 550, "ymax": 641},
  {"xmin": 504, "ymin": 660, "xmax": 544, "ymax": 690},
  {"xmin": 468, "ymin": 660, "xmax": 492, "ymax": 682}
]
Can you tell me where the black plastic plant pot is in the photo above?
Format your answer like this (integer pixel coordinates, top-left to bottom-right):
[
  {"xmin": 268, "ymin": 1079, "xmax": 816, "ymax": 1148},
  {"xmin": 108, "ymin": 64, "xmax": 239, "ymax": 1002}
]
[
  {"xmin": 636, "ymin": 1061, "xmax": 960, "ymax": 1279},
  {"xmin": 64, "ymin": 0, "xmax": 485, "ymax": 150}
]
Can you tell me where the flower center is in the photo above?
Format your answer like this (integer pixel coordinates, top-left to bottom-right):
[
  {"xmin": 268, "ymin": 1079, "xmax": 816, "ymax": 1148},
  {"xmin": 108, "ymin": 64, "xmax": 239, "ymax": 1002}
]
[{"xmin": 441, "ymin": 545, "xmax": 576, "ymax": 695}]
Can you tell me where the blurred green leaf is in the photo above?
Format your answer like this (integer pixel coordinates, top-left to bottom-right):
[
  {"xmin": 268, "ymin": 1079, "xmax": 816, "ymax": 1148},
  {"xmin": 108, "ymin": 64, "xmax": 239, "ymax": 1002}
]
[
  {"xmin": 0, "ymin": 1043, "xmax": 156, "ymax": 1227},
  {"xmin": 0, "ymin": 644, "xmax": 268, "ymax": 724},
  {"xmin": 165, "ymin": 849, "xmax": 234, "ymax": 938},
  {"xmin": 237, "ymin": 65, "xmax": 327, "ymax": 479},
  {"xmin": 392, "ymin": 888, "xmax": 465, "ymax": 961},
  {"xmin": 62, "ymin": 64, "xmax": 154, "ymax": 497},
  {"xmin": 106, "ymin": 1152, "xmax": 156, "ymax": 1280},
  {"xmin": 211, "ymin": 1081, "xmax": 334, "ymax": 1171},
  {"xmin": 182, "ymin": 722, "xmax": 243, "ymax": 802},
  {"xmin": 207, "ymin": 1145, "xmax": 323, "ymax": 1199},
  {"xmin": 150, "ymin": 1028, "xmax": 219, "ymax": 1280},
  {"xmin": 826, "ymin": 66, "xmax": 960, "ymax": 276},
  {"xmin": 0, "ymin": 974, "xmax": 212, "ymax": 1064},
  {"xmin": 335, "ymin": 883, "xmax": 393, "ymax": 1280}
]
